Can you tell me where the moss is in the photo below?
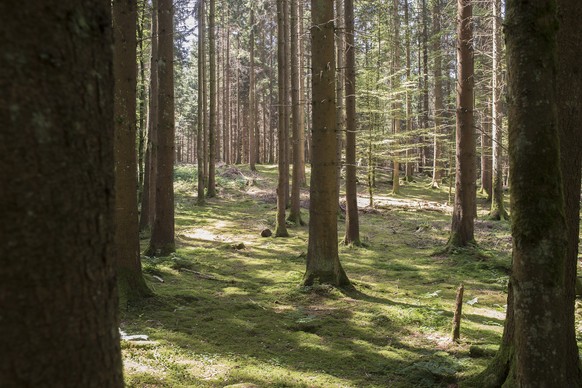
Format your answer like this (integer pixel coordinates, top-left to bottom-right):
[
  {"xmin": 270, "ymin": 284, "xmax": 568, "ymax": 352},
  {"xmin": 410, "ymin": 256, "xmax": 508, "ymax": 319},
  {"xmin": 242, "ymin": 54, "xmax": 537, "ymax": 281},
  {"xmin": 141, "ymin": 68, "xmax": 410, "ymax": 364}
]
[{"xmin": 121, "ymin": 169, "xmax": 571, "ymax": 387}]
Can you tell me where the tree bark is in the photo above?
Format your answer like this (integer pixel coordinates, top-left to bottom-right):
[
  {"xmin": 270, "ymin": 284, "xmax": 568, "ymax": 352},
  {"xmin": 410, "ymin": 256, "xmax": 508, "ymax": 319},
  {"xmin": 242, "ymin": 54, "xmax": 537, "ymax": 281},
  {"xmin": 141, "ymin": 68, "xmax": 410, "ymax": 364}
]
[
  {"xmin": 113, "ymin": 0, "xmax": 151, "ymax": 300},
  {"xmin": 249, "ymin": 8, "xmax": 257, "ymax": 172},
  {"xmin": 275, "ymin": 0, "xmax": 290, "ymax": 237},
  {"xmin": 335, "ymin": 0, "xmax": 346, "ymax": 210},
  {"xmin": 480, "ymin": 100, "xmax": 492, "ymax": 199},
  {"xmin": 556, "ymin": 0, "xmax": 582, "ymax": 382},
  {"xmin": 391, "ymin": 0, "xmax": 401, "ymax": 195},
  {"xmin": 448, "ymin": 0, "xmax": 476, "ymax": 249},
  {"xmin": 489, "ymin": 0, "xmax": 508, "ymax": 220},
  {"xmin": 288, "ymin": 0, "xmax": 304, "ymax": 225},
  {"xmin": 0, "ymin": 1, "xmax": 123, "ymax": 385},
  {"xmin": 140, "ymin": 0, "xmax": 159, "ymax": 232},
  {"xmin": 207, "ymin": 0, "xmax": 217, "ymax": 196},
  {"xmin": 343, "ymin": 0, "xmax": 360, "ymax": 246},
  {"xmin": 477, "ymin": 0, "xmax": 581, "ymax": 385},
  {"xmin": 197, "ymin": 0, "xmax": 206, "ymax": 205},
  {"xmin": 430, "ymin": 0, "xmax": 444, "ymax": 189},
  {"xmin": 145, "ymin": 0, "xmax": 175, "ymax": 256},
  {"xmin": 303, "ymin": 0, "xmax": 350, "ymax": 287}
]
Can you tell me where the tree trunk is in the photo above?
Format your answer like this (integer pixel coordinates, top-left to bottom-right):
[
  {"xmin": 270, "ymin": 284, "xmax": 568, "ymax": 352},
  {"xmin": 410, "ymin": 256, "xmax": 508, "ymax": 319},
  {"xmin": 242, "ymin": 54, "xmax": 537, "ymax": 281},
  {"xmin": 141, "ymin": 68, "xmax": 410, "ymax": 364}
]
[
  {"xmin": 298, "ymin": 0, "xmax": 307, "ymax": 185},
  {"xmin": 508, "ymin": 1, "xmax": 569, "ymax": 383},
  {"xmin": 448, "ymin": 0, "xmax": 476, "ymax": 249},
  {"xmin": 140, "ymin": 0, "xmax": 159, "ymax": 232},
  {"xmin": 113, "ymin": 0, "xmax": 151, "ymax": 301},
  {"xmin": 288, "ymin": 0, "xmax": 304, "ymax": 225},
  {"xmin": 249, "ymin": 8, "xmax": 257, "ymax": 172},
  {"xmin": 477, "ymin": 0, "xmax": 581, "ymax": 385},
  {"xmin": 392, "ymin": 0, "xmax": 401, "ymax": 195},
  {"xmin": 556, "ymin": 0, "xmax": 582, "ymax": 382},
  {"xmin": 335, "ymin": 0, "xmax": 346, "ymax": 211},
  {"xmin": 136, "ymin": 2, "xmax": 147, "ymax": 201},
  {"xmin": 197, "ymin": 0, "xmax": 206, "ymax": 205},
  {"xmin": 145, "ymin": 0, "xmax": 175, "ymax": 256},
  {"xmin": 303, "ymin": 0, "xmax": 350, "ymax": 287},
  {"xmin": 0, "ymin": 1, "xmax": 123, "ymax": 384},
  {"xmin": 343, "ymin": 0, "xmax": 360, "ymax": 245},
  {"xmin": 207, "ymin": 0, "xmax": 217, "ymax": 196},
  {"xmin": 275, "ymin": 0, "xmax": 290, "ymax": 237},
  {"xmin": 480, "ymin": 100, "xmax": 492, "ymax": 199},
  {"xmin": 430, "ymin": 0, "xmax": 444, "ymax": 189},
  {"xmin": 224, "ymin": 8, "xmax": 231, "ymax": 165},
  {"xmin": 489, "ymin": 0, "xmax": 508, "ymax": 220}
]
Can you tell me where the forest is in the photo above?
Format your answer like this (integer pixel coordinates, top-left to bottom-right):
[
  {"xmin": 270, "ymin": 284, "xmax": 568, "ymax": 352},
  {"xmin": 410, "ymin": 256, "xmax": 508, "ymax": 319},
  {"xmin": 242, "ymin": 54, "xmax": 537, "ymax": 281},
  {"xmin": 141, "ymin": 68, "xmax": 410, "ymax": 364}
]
[{"xmin": 1, "ymin": 0, "xmax": 581, "ymax": 387}]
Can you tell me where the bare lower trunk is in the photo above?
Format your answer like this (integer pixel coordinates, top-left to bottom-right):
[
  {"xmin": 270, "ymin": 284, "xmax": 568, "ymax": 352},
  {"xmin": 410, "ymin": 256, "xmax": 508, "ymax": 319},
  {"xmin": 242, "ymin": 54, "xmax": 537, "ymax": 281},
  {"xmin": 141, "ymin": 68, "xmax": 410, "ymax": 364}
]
[
  {"xmin": 275, "ymin": 0, "xmax": 289, "ymax": 237},
  {"xmin": 343, "ymin": 0, "xmax": 360, "ymax": 245},
  {"xmin": 113, "ymin": 0, "xmax": 151, "ymax": 300},
  {"xmin": 146, "ymin": 0, "xmax": 175, "ymax": 256},
  {"xmin": 448, "ymin": 0, "xmax": 476, "ymax": 249},
  {"xmin": 304, "ymin": 0, "xmax": 350, "ymax": 287}
]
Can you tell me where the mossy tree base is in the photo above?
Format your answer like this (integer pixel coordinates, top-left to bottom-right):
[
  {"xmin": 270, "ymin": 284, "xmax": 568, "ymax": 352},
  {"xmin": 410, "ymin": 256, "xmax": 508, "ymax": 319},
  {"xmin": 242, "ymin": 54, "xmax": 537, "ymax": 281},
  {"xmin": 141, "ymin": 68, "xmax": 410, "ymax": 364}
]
[
  {"xmin": 274, "ymin": 225, "xmax": 290, "ymax": 237},
  {"xmin": 302, "ymin": 268, "xmax": 352, "ymax": 288},
  {"xmin": 143, "ymin": 244, "xmax": 175, "ymax": 257},
  {"xmin": 488, "ymin": 208, "xmax": 509, "ymax": 221},
  {"xmin": 287, "ymin": 213, "xmax": 306, "ymax": 226},
  {"xmin": 466, "ymin": 344, "xmax": 513, "ymax": 387},
  {"xmin": 118, "ymin": 269, "xmax": 154, "ymax": 307}
]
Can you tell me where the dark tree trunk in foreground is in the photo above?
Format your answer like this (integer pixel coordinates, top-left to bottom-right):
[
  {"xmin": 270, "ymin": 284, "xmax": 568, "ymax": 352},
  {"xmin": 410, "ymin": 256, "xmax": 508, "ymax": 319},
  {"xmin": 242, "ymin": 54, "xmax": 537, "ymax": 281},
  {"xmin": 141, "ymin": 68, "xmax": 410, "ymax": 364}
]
[
  {"xmin": 113, "ymin": 0, "xmax": 151, "ymax": 300},
  {"xmin": 145, "ymin": 0, "xmax": 175, "ymax": 256},
  {"xmin": 343, "ymin": 0, "xmax": 360, "ymax": 245},
  {"xmin": 275, "ymin": 0, "xmax": 289, "ymax": 237},
  {"xmin": 556, "ymin": 0, "xmax": 582, "ymax": 381},
  {"xmin": 447, "ymin": 0, "xmax": 476, "ymax": 249},
  {"xmin": 476, "ymin": 0, "xmax": 582, "ymax": 385},
  {"xmin": 303, "ymin": 0, "xmax": 350, "ymax": 287},
  {"xmin": 0, "ymin": 1, "xmax": 123, "ymax": 385}
]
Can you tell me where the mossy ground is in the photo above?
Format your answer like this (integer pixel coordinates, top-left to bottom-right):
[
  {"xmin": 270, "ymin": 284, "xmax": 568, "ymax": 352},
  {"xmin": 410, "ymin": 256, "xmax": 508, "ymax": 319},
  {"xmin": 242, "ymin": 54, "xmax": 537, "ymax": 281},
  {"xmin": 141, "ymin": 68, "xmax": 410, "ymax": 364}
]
[{"xmin": 122, "ymin": 165, "xmax": 582, "ymax": 387}]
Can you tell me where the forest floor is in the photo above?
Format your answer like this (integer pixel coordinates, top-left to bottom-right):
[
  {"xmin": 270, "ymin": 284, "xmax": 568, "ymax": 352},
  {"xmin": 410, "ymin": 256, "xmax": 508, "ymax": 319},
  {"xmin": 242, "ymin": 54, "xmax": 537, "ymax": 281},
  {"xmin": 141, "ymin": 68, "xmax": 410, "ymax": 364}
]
[{"xmin": 121, "ymin": 164, "xmax": 582, "ymax": 388}]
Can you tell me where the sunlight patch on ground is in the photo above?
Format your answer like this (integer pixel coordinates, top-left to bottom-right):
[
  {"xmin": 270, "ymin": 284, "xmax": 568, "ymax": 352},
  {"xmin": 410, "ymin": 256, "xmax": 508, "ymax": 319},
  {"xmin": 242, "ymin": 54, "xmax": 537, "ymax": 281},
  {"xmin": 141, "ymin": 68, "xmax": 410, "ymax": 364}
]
[{"xmin": 182, "ymin": 220, "xmax": 236, "ymax": 243}]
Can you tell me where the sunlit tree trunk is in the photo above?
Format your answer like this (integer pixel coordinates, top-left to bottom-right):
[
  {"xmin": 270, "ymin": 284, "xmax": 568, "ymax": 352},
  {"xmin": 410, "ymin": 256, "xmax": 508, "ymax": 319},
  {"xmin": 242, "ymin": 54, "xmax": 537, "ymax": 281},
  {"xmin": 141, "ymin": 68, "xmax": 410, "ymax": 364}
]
[
  {"xmin": 335, "ymin": 0, "xmax": 346, "ymax": 210},
  {"xmin": 430, "ymin": 0, "xmax": 444, "ymax": 189},
  {"xmin": 343, "ymin": 0, "xmax": 360, "ymax": 245},
  {"xmin": 447, "ymin": 0, "xmax": 476, "ymax": 249},
  {"xmin": 207, "ymin": 0, "xmax": 217, "ymax": 197},
  {"xmin": 303, "ymin": 0, "xmax": 350, "ymax": 287},
  {"xmin": 140, "ymin": 0, "xmax": 159, "ymax": 232},
  {"xmin": 249, "ymin": 8, "xmax": 257, "ymax": 172},
  {"xmin": 0, "ymin": 1, "xmax": 123, "ymax": 384},
  {"xmin": 223, "ymin": 6, "xmax": 231, "ymax": 165},
  {"xmin": 480, "ymin": 100, "xmax": 492, "ymax": 199},
  {"xmin": 197, "ymin": 0, "xmax": 206, "ymax": 205},
  {"xmin": 391, "ymin": 0, "xmax": 401, "ymax": 195},
  {"xmin": 489, "ymin": 0, "xmax": 507, "ymax": 220},
  {"xmin": 288, "ymin": 0, "xmax": 304, "ymax": 225},
  {"xmin": 145, "ymin": 0, "xmax": 175, "ymax": 256},
  {"xmin": 275, "ymin": 0, "xmax": 290, "ymax": 237}
]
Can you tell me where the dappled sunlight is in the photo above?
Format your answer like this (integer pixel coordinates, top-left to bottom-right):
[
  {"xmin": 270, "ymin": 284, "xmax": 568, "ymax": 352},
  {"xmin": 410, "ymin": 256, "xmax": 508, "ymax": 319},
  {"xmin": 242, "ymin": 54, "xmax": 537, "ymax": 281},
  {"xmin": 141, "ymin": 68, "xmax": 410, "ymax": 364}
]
[{"xmin": 123, "ymin": 169, "xmax": 576, "ymax": 387}]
